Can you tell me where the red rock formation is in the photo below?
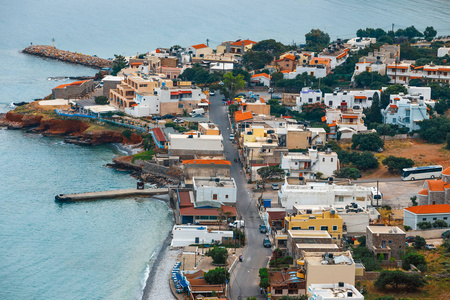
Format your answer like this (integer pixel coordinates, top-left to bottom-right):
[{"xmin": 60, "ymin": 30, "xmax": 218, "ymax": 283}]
[
  {"xmin": 38, "ymin": 119, "xmax": 89, "ymax": 135},
  {"xmin": 4, "ymin": 112, "xmax": 42, "ymax": 128}
]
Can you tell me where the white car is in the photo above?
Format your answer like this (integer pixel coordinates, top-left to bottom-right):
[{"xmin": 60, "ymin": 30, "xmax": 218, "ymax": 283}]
[
  {"xmin": 229, "ymin": 133, "xmax": 235, "ymax": 140},
  {"xmin": 209, "ymin": 91, "xmax": 215, "ymax": 96}
]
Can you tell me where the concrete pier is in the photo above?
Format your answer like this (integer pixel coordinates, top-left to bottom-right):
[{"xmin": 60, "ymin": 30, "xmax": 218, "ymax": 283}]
[{"xmin": 55, "ymin": 188, "xmax": 169, "ymax": 202}]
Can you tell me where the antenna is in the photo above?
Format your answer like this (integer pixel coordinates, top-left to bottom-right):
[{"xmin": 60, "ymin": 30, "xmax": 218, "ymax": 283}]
[
  {"xmin": 52, "ymin": 38, "xmax": 55, "ymax": 47},
  {"xmin": 206, "ymin": 39, "xmax": 209, "ymax": 47}
]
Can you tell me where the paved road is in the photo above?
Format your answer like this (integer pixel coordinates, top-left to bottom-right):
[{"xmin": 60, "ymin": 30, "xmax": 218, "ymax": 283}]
[{"xmin": 209, "ymin": 94, "xmax": 272, "ymax": 299}]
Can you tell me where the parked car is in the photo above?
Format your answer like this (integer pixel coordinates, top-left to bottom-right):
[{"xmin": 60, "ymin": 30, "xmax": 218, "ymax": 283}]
[
  {"xmin": 163, "ymin": 114, "xmax": 175, "ymax": 119},
  {"xmin": 406, "ymin": 236, "xmax": 415, "ymax": 243},
  {"xmin": 209, "ymin": 91, "xmax": 215, "ymax": 96},
  {"xmin": 442, "ymin": 230, "xmax": 450, "ymax": 239},
  {"xmin": 271, "ymin": 183, "xmax": 279, "ymax": 190},
  {"xmin": 263, "ymin": 238, "xmax": 271, "ymax": 248},
  {"xmin": 259, "ymin": 225, "xmax": 267, "ymax": 233},
  {"xmin": 425, "ymin": 244, "xmax": 437, "ymax": 250},
  {"xmin": 229, "ymin": 133, "xmax": 235, "ymax": 140},
  {"xmin": 151, "ymin": 116, "xmax": 162, "ymax": 120}
]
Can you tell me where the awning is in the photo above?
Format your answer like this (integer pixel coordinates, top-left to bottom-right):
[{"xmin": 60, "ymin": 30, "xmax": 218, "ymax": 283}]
[
  {"xmin": 354, "ymin": 96, "xmax": 367, "ymax": 99},
  {"xmin": 171, "ymin": 91, "xmax": 179, "ymax": 96},
  {"xmin": 342, "ymin": 115, "xmax": 358, "ymax": 119},
  {"xmin": 198, "ymin": 103, "xmax": 209, "ymax": 106},
  {"xmin": 390, "ymin": 105, "xmax": 398, "ymax": 109},
  {"xmin": 179, "ymin": 90, "xmax": 192, "ymax": 94}
]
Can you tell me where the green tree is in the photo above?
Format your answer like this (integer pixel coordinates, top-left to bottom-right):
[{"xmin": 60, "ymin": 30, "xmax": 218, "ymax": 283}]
[
  {"xmin": 242, "ymin": 50, "xmax": 273, "ymax": 71},
  {"xmin": 410, "ymin": 195, "xmax": 418, "ymax": 206},
  {"xmin": 94, "ymin": 95, "xmax": 109, "ymax": 105},
  {"xmin": 334, "ymin": 167, "xmax": 360, "ymax": 180},
  {"xmin": 232, "ymin": 68, "xmax": 251, "ymax": 83},
  {"xmin": 381, "ymin": 85, "xmax": 408, "ymax": 108},
  {"xmin": 204, "ymin": 267, "xmax": 230, "ymax": 284},
  {"xmin": 111, "ymin": 54, "xmax": 127, "ymax": 76},
  {"xmin": 223, "ymin": 72, "xmax": 245, "ymax": 99},
  {"xmin": 259, "ymin": 268, "xmax": 269, "ymax": 289},
  {"xmin": 354, "ymin": 71, "xmax": 389, "ymax": 88},
  {"xmin": 257, "ymin": 166, "xmax": 285, "ymax": 180},
  {"xmin": 402, "ymin": 253, "xmax": 427, "ymax": 271},
  {"xmin": 413, "ymin": 236, "xmax": 426, "ymax": 249},
  {"xmin": 365, "ymin": 92, "xmax": 383, "ymax": 124},
  {"xmin": 447, "ymin": 133, "xmax": 450, "ymax": 150},
  {"xmin": 382, "ymin": 156, "xmax": 414, "ymax": 174},
  {"xmin": 374, "ymin": 270, "xmax": 426, "ymax": 290},
  {"xmin": 122, "ymin": 129, "xmax": 132, "ymax": 140},
  {"xmin": 351, "ymin": 132, "xmax": 384, "ymax": 151},
  {"xmin": 301, "ymin": 103, "xmax": 326, "ymax": 123},
  {"xmin": 417, "ymin": 116, "xmax": 450, "ymax": 143},
  {"xmin": 337, "ymin": 151, "xmax": 378, "ymax": 170},
  {"xmin": 234, "ymin": 229, "xmax": 246, "ymax": 246},
  {"xmin": 205, "ymin": 246, "xmax": 228, "ymax": 265},
  {"xmin": 352, "ymin": 245, "xmax": 381, "ymax": 271},
  {"xmin": 423, "ymin": 26, "xmax": 437, "ymax": 41},
  {"xmin": 404, "ymin": 26, "xmax": 423, "ymax": 40},
  {"xmin": 435, "ymin": 99, "xmax": 449, "ymax": 115},
  {"xmin": 432, "ymin": 219, "xmax": 448, "ymax": 228},
  {"xmin": 228, "ymin": 104, "xmax": 238, "ymax": 115},
  {"xmin": 252, "ymin": 39, "xmax": 293, "ymax": 57},
  {"xmin": 305, "ymin": 29, "xmax": 330, "ymax": 51}
]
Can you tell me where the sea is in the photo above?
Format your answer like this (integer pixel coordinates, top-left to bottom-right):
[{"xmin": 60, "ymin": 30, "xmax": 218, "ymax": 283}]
[{"xmin": 0, "ymin": 0, "xmax": 449, "ymax": 299}]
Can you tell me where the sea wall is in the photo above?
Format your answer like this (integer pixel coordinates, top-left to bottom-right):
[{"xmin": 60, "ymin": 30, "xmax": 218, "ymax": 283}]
[{"xmin": 22, "ymin": 45, "xmax": 112, "ymax": 69}]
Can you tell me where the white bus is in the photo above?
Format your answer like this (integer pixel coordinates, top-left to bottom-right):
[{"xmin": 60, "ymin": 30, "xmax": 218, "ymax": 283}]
[{"xmin": 401, "ymin": 165, "xmax": 443, "ymax": 181}]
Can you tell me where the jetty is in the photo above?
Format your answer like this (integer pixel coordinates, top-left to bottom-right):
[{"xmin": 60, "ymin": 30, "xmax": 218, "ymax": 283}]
[
  {"xmin": 23, "ymin": 45, "xmax": 112, "ymax": 69},
  {"xmin": 55, "ymin": 188, "xmax": 169, "ymax": 202}
]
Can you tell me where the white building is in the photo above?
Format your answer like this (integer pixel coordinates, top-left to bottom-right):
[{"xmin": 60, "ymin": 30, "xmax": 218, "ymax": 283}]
[
  {"xmin": 387, "ymin": 62, "xmax": 450, "ymax": 85},
  {"xmin": 382, "ymin": 94, "xmax": 429, "ymax": 131},
  {"xmin": 407, "ymin": 86, "xmax": 431, "ymax": 101},
  {"xmin": 124, "ymin": 84, "xmax": 206, "ymax": 117},
  {"xmin": 318, "ymin": 47, "xmax": 350, "ymax": 69},
  {"xmin": 171, "ymin": 225, "xmax": 234, "ymax": 247},
  {"xmin": 346, "ymin": 37, "xmax": 376, "ymax": 50},
  {"xmin": 326, "ymin": 107, "xmax": 368, "ymax": 139},
  {"xmin": 210, "ymin": 62, "xmax": 234, "ymax": 73},
  {"xmin": 324, "ymin": 90, "xmax": 380, "ymax": 109},
  {"xmin": 251, "ymin": 73, "xmax": 271, "ymax": 87},
  {"xmin": 308, "ymin": 283, "xmax": 364, "ymax": 300},
  {"xmin": 437, "ymin": 47, "xmax": 450, "ymax": 57},
  {"xmin": 280, "ymin": 148, "xmax": 338, "ymax": 179},
  {"xmin": 169, "ymin": 133, "xmax": 223, "ymax": 156},
  {"xmin": 296, "ymin": 88, "xmax": 322, "ymax": 111},
  {"xmin": 403, "ymin": 204, "xmax": 450, "ymax": 230},
  {"xmin": 186, "ymin": 43, "xmax": 214, "ymax": 58},
  {"xmin": 193, "ymin": 177, "xmax": 237, "ymax": 204},
  {"xmin": 279, "ymin": 182, "xmax": 372, "ymax": 210}
]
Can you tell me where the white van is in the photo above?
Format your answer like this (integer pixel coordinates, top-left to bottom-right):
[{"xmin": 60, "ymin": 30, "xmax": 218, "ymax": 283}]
[
  {"xmin": 228, "ymin": 220, "xmax": 245, "ymax": 228},
  {"xmin": 190, "ymin": 108, "xmax": 205, "ymax": 117}
]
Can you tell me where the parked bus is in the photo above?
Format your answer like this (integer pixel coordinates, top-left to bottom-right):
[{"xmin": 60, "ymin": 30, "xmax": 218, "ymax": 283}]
[{"xmin": 401, "ymin": 165, "xmax": 443, "ymax": 181}]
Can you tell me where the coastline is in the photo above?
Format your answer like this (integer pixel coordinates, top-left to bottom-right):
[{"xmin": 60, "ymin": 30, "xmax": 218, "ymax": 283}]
[{"xmin": 141, "ymin": 225, "xmax": 178, "ymax": 300}]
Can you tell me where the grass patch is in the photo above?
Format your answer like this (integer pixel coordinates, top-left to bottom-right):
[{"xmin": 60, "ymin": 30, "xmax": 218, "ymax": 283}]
[{"xmin": 131, "ymin": 149, "xmax": 154, "ymax": 163}]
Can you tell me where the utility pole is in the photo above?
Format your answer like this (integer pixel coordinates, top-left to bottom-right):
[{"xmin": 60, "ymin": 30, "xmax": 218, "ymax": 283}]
[
  {"xmin": 206, "ymin": 38, "xmax": 209, "ymax": 47},
  {"xmin": 392, "ymin": 23, "xmax": 395, "ymax": 33},
  {"xmin": 376, "ymin": 180, "xmax": 379, "ymax": 207}
]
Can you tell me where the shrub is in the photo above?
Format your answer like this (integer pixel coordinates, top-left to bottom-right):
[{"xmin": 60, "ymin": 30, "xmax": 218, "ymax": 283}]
[
  {"xmin": 413, "ymin": 236, "xmax": 426, "ymax": 249},
  {"xmin": 122, "ymin": 129, "xmax": 132, "ymax": 140},
  {"xmin": 374, "ymin": 270, "xmax": 426, "ymax": 290},
  {"xmin": 351, "ymin": 132, "xmax": 384, "ymax": 151},
  {"xmin": 334, "ymin": 167, "xmax": 360, "ymax": 180},
  {"xmin": 259, "ymin": 268, "xmax": 269, "ymax": 288},
  {"xmin": 382, "ymin": 156, "xmax": 414, "ymax": 174},
  {"xmin": 402, "ymin": 253, "xmax": 427, "ymax": 271},
  {"xmin": 131, "ymin": 149, "xmax": 154, "ymax": 163},
  {"xmin": 418, "ymin": 116, "xmax": 450, "ymax": 144},
  {"xmin": 433, "ymin": 219, "xmax": 448, "ymax": 228},
  {"xmin": 403, "ymin": 225, "xmax": 411, "ymax": 231},
  {"xmin": 417, "ymin": 221, "xmax": 432, "ymax": 230},
  {"xmin": 337, "ymin": 150, "xmax": 379, "ymax": 170},
  {"xmin": 204, "ymin": 267, "xmax": 230, "ymax": 284},
  {"xmin": 94, "ymin": 95, "xmax": 109, "ymax": 105},
  {"xmin": 234, "ymin": 229, "xmax": 246, "ymax": 246},
  {"xmin": 352, "ymin": 245, "xmax": 381, "ymax": 271},
  {"xmin": 206, "ymin": 246, "xmax": 228, "ymax": 265}
]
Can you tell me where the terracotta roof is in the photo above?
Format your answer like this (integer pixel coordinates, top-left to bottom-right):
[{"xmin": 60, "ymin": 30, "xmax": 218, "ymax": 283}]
[
  {"xmin": 152, "ymin": 127, "xmax": 167, "ymax": 142},
  {"xmin": 276, "ymin": 54, "xmax": 296, "ymax": 62},
  {"xmin": 336, "ymin": 52, "xmax": 348, "ymax": 59},
  {"xmin": 418, "ymin": 189, "xmax": 428, "ymax": 196},
  {"xmin": 268, "ymin": 210, "xmax": 286, "ymax": 220},
  {"xmin": 410, "ymin": 76, "xmax": 422, "ymax": 79},
  {"xmin": 442, "ymin": 167, "xmax": 450, "ymax": 175},
  {"xmin": 281, "ymin": 70, "xmax": 291, "ymax": 73},
  {"xmin": 234, "ymin": 110, "xmax": 253, "ymax": 122},
  {"xmin": 231, "ymin": 39, "xmax": 257, "ymax": 46},
  {"xmin": 178, "ymin": 191, "xmax": 193, "ymax": 208},
  {"xmin": 130, "ymin": 62, "xmax": 143, "ymax": 66},
  {"xmin": 251, "ymin": 73, "xmax": 270, "ymax": 79},
  {"xmin": 405, "ymin": 204, "xmax": 450, "ymax": 214},
  {"xmin": 192, "ymin": 43, "xmax": 208, "ymax": 49},
  {"xmin": 309, "ymin": 57, "xmax": 331, "ymax": 65},
  {"xmin": 390, "ymin": 104, "xmax": 398, "ymax": 109},
  {"xmin": 328, "ymin": 122, "xmax": 337, "ymax": 127},
  {"xmin": 54, "ymin": 80, "xmax": 90, "ymax": 89},
  {"xmin": 354, "ymin": 96, "xmax": 367, "ymax": 99},
  {"xmin": 180, "ymin": 205, "xmax": 237, "ymax": 217},
  {"xmin": 182, "ymin": 159, "xmax": 231, "ymax": 166},
  {"xmin": 387, "ymin": 65, "xmax": 409, "ymax": 69},
  {"xmin": 321, "ymin": 116, "xmax": 326, "ymax": 122},
  {"xmin": 259, "ymin": 97, "xmax": 265, "ymax": 104},
  {"xmin": 426, "ymin": 179, "xmax": 448, "ymax": 192},
  {"xmin": 342, "ymin": 115, "xmax": 358, "ymax": 119}
]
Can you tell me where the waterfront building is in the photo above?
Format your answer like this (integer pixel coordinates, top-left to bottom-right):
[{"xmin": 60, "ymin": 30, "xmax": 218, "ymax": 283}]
[
  {"xmin": 216, "ymin": 39, "xmax": 257, "ymax": 55},
  {"xmin": 237, "ymin": 96, "xmax": 271, "ymax": 115},
  {"xmin": 268, "ymin": 268, "xmax": 306, "ymax": 299},
  {"xmin": 273, "ymin": 53, "xmax": 297, "ymax": 72},
  {"xmin": 437, "ymin": 46, "xmax": 450, "ymax": 57},
  {"xmin": 386, "ymin": 62, "xmax": 450, "ymax": 85},
  {"xmin": 345, "ymin": 37, "xmax": 376, "ymax": 51},
  {"xmin": 102, "ymin": 75, "xmax": 123, "ymax": 97},
  {"xmin": 198, "ymin": 122, "xmax": 220, "ymax": 135},
  {"xmin": 52, "ymin": 79, "xmax": 94, "ymax": 99},
  {"xmin": 183, "ymin": 159, "xmax": 231, "ymax": 181},
  {"xmin": 193, "ymin": 177, "xmax": 237, "ymax": 205},
  {"xmin": 351, "ymin": 44, "xmax": 400, "ymax": 82},
  {"xmin": 171, "ymin": 225, "xmax": 234, "ymax": 247},
  {"xmin": 318, "ymin": 42, "xmax": 349, "ymax": 69},
  {"xmin": 186, "ymin": 43, "xmax": 214, "ymax": 58},
  {"xmin": 366, "ymin": 226, "xmax": 406, "ymax": 260},
  {"xmin": 404, "ymin": 204, "xmax": 450, "ymax": 230},
  {"xmin": 168, "ymin": 133, "xmax": 223, "ymax": 157}
]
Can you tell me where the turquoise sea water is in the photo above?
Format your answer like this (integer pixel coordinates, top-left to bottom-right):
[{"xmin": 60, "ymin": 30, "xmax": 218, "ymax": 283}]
[{"xmin": 1, "ymin": 0, "xmax": 450, "ymax": 299}]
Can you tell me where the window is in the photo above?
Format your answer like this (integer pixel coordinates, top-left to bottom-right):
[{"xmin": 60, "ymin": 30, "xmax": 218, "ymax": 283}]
[
  {"xmin": 329, "ymin": 101, "xmax": 333, "ymax": 106},
  {"xmin": 433, "ymin": 218, "xmax": 437, "ymax": 221},
  {"xmin": 322, "ymin": 158, "xmax": 325, "ymax": 162},
  {"xmin": 288, "ymin": 289, "xmax": 296, "ymax": 294},
  {"xmin": 225, "ymin": 195, "xmax": 229, "ymax": 199},
  {"xmin": 332, "ymin": 225, "xmax": 338, "ymax": 231},
  {"xmin": 213, "ymin": 194, "xmax": 218, "ymax": 200},
  {"xmin": 178, "ymin": 103, "xmax": 184, "ymax": 108},
  {"xmin": 338, "ymin": 196, "xmax": 344, "ymax": 202},
  {"xmin": 295, "ymin": 162, "xmax": 298, "ymax": 165},
  {"xmin": 309, "ymin": 98, "xmax": 313, "ymax": 103},
  {"xmin": 316, "ymin": 97, "xmax": 320, "ymax": 101},
  {"xmin": 320, "ymin": 226, "xmax": 328, "ymax": 231},
  {"xmin": 444, "ymin": 217, "xmax": 448, "ymax": 220},
  {"xmin": 422, "ymin": 218, "xmax": 427, "ymax": 221},
  {"xmin": 275, "ymin": 289, "xmax": 283, "ymax": 295},
  {"xmin": 308, "ymin": 226, "xmax": 315, "ymax": 230},
  {"xmin": 388, "ymin": 240, "xmax": 392, "ymax": 244},
  {"xmin": 331, "ymin": 158, "xmax": 333, "ymax": 162}
]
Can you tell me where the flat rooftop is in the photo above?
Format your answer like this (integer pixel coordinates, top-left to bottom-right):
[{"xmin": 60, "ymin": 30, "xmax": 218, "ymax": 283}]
[
  {"xmin": 303, "ymin": 251, "xmax": 354, "ymax": 266},
  {"xmin": 296, "ymin": 243, "xmax": 339, "ymax": 249},
  {"xmin": 309, "ymin": 283, "xmax": 363, "ymax": 299},
  {"xmin": 288, "ymin": 230, "xmax": 331, "ymax": 238},
  {"xmin": 367, "ymin": 226, "xmax": 405, "ymax": 234},
  {"xmin": 193, "ymin": 177, "xmax": 236, "ymax": 188}
]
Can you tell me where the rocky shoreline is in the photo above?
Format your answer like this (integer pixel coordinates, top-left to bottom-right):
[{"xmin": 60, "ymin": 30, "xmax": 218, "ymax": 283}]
[{"xmin": 22, "ymin": 45, "xmax": 112, "ymax": 69}]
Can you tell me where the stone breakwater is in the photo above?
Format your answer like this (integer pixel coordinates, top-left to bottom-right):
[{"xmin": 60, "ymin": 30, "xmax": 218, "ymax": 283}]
[{"xmin": 22, "ymin": 45, "xmax": 113, "ymax": 69}]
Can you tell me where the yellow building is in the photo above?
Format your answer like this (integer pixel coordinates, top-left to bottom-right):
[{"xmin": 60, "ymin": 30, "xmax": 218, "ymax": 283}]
[
  {"xmin": 198, "ymin": 122, "xmax": 220, "ymax": 135},
  {"xmin": 284, "ymin": 211, "xmax": 343, "ymax": 241}
]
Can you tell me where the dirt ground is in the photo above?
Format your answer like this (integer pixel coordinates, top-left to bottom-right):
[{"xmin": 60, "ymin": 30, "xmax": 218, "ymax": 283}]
[{"xmin": 355, "ymin": 139, "xmax": 450, "ymax": 179}]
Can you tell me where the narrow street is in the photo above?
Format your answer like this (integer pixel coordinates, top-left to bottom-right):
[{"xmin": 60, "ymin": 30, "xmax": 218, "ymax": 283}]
[{"xmin": 209, "ymin": 94, "xmax": 272, "ymax": 299}]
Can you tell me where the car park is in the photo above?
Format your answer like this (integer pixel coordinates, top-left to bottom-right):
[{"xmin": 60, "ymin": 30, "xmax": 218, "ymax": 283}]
[{"xmin": 263, "ymin": 238, "xmax": 271, "ymax": 248}]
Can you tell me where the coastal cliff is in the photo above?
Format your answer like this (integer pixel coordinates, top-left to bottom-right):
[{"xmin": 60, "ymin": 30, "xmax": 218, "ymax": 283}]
[{"xmin": 0, "ymin": 111, "xmax": 143, "ymax": 145}]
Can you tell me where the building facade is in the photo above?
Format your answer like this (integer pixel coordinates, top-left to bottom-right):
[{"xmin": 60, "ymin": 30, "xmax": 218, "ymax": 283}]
[
  {"xmin": 404, "ymin": 204, "xmax": 450, "ymax": 230},
  {"xmin": 366, "ymin": 226, "xmax": 405, "ymax": 260}
]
